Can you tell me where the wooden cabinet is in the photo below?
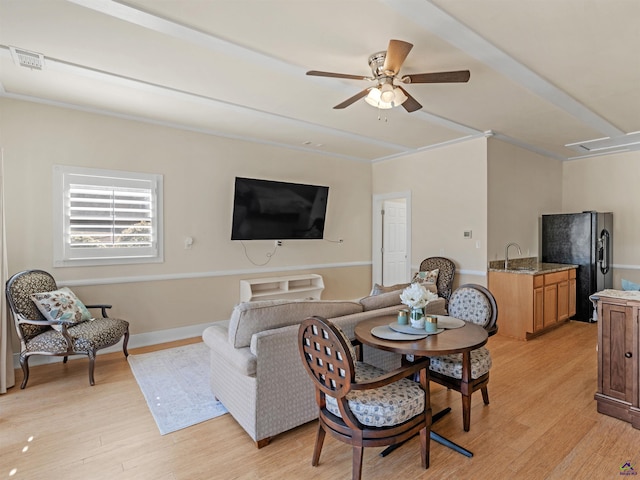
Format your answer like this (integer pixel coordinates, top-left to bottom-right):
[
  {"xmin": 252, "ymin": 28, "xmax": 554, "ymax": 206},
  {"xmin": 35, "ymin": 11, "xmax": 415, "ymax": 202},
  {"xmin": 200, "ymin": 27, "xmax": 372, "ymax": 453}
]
[
  {"xmin": 593, "ymin": 292, "xmax": 640, "ymax": 429},
  {"xmin": 489, "ymin": 267, "xmax": 577, "ymax": 340},
  {"xmin": 569, "ymin": 269, "xmax": 577, "ymax": 317}
]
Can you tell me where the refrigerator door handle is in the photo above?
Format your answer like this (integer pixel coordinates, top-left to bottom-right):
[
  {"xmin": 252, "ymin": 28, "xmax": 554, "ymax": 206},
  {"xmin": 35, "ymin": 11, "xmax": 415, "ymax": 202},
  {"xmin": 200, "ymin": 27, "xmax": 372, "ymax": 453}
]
[{"xmin": 599, "ymin": 229, "xmax": 610, "ymax": 274}]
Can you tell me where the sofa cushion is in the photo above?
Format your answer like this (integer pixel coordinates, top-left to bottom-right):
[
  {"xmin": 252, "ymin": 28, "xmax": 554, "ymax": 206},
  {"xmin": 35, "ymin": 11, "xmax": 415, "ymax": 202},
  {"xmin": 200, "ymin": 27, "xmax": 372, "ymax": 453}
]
[
  {"xmin": 370, "ymin": 282, "xmax": 437, "ymax": 296},
  {"xmin": 228, "ymin": 299, "xmax": 363, "ymax": 348},
  {"xmin": 370, "ymin": 282, "xmax": 410, "ymax": 295},
  {"xmin": 359, "ymin": 289, "xmax": 405, "ymax": 311}
]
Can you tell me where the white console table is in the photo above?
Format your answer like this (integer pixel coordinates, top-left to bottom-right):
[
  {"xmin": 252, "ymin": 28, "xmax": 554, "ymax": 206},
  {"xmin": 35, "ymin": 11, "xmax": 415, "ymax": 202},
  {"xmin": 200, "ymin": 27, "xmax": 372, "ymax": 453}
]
[{"xmin": 240, "ymin": 274, "xmax": 324, "ymax": 302}]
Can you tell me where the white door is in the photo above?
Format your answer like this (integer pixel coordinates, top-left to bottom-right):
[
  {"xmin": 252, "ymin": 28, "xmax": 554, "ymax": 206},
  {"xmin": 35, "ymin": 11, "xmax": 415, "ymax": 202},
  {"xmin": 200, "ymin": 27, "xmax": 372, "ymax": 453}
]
[
  {"xmin": 372, "ymin": 192, "xmax": 411, "ymax": 287},
  {"xmin": 382, "ymin": 200, "xmax": 407, "ymax": 285}
]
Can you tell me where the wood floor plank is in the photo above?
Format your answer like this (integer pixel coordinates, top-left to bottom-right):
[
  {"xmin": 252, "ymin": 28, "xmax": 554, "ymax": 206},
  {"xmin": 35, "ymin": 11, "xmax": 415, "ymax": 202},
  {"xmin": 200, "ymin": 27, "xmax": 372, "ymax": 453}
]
[{"xmin": 1, "ymin": 322, "xmax": 640, "ymax": 479}]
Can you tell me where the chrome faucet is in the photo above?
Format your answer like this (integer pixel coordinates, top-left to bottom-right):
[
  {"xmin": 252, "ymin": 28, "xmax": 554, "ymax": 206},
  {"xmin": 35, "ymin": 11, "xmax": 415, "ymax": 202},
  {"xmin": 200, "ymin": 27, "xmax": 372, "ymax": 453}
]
[{"xmin": 505, "ymin": 242, "xmax": 522, "ymax": 270}]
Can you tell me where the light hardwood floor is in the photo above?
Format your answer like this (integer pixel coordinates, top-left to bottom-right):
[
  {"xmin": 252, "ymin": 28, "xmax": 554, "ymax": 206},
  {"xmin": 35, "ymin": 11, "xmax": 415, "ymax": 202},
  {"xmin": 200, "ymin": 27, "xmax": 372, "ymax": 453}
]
[{"xmin": 1, "ymin": 321, "xmax": 639, "ymax": 480}]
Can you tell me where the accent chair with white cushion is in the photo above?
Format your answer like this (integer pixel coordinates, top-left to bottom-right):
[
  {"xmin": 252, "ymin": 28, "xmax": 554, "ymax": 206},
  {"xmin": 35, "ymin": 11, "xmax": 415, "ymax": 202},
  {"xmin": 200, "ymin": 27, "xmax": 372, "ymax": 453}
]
[{"xmin": 428, "ymin": 283, "xmax": 498, "ymax": 431}]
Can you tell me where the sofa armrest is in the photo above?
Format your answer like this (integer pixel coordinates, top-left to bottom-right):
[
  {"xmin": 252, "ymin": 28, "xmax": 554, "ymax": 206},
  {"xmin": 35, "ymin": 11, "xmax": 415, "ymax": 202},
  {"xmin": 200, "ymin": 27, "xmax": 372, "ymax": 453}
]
[
  {"xmin": 424, "ymin": 297, "xmax": 447, "ymax": 316},
  {"xmin": 249, "ymin": 324, "xmax": 318, "ymax": 439},
  {"xmin": 203, "ymin": 321, "xmax": 257, "ymax": 377}
]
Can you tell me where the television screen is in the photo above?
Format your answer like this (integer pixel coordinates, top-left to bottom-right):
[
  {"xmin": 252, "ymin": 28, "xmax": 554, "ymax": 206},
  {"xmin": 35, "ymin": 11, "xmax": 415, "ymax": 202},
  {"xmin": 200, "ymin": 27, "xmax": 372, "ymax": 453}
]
[{"xmin": 231, "ymin": 177, "xmax": 329, "ymax": 240}]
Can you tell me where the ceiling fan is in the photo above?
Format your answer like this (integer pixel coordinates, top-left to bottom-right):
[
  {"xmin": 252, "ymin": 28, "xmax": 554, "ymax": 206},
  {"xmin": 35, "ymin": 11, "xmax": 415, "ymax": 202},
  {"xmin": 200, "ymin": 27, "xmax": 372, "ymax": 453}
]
[{"xmin": 307, "ymin": 39, "xmax": 470, "ymax": 112}]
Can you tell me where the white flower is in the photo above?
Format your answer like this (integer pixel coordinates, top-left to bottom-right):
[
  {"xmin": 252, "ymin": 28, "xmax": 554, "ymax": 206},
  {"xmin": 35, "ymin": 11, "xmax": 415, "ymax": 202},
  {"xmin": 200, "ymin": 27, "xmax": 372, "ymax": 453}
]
[{"xmin": 400, "ymin": 283, "xmax": 438, "ymax": 309}]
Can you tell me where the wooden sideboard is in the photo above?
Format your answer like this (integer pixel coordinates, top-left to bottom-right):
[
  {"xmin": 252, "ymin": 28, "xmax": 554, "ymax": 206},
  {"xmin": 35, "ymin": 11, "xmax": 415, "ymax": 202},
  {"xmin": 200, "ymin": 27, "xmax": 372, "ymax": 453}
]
[{"xmin": 592, "ymin": 290, "xmax": 640, "ymax": 429}]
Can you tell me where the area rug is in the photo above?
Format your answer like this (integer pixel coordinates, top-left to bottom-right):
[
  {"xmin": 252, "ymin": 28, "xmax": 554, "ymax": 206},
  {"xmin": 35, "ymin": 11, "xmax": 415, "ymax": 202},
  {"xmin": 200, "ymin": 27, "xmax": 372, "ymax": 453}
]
[{"xmin": 128, "ymin": 342, "xmax": 228, "ymax": 435}]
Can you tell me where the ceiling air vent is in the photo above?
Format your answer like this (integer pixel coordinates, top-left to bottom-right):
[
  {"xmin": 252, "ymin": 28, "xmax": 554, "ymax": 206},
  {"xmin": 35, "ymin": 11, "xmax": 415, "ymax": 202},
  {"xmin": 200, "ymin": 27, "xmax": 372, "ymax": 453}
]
[
  {"xmin": 9, "ymin": 46, "xmax": 45, "ymax": 70},
  {"xmin": 566, "ymin": 131, "xmax": 640, "ymax": 157}
]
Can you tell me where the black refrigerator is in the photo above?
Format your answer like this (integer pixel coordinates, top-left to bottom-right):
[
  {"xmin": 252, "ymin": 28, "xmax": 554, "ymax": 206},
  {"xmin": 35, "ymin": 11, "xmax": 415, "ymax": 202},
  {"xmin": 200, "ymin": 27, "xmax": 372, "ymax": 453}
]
[{"xmin": 541, "ymin": 212, "xmax": 613, "ymax": 322}]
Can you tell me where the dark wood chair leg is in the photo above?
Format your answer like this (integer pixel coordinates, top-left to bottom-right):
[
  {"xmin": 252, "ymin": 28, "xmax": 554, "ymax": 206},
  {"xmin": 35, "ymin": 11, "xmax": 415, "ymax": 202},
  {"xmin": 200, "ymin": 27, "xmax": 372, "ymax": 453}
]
[
  {"xmin": 312, "ymin": 423, "xmax": 326, "ymax": 466},
  {"xmin": 88, "ymin": 350, "xmax": 96, "ymax": 386},
  {"xmin": 63, "ymin": 356, "xmax": 68, "ymax": 363},
  {"xmin": 352, "ymin": 445, "xmax": 364, "ymax": 480},
  {"xmin": 122, "ymin": 329, "xmax": 130, "ymax": 357},
  {"xmin": 462, "ymin": 394, "xmax": 471, "ymax": 432},
  {"xmin": 481, "ymin": 386, "xmax": 490, "ymax": 405},
  {"xmin": 19, "ymin": 354, "xmax": 30, "ymax": 389},
  {"xmin": 420, "ymin": 426, "xmax": 430, "ymax": 469}
]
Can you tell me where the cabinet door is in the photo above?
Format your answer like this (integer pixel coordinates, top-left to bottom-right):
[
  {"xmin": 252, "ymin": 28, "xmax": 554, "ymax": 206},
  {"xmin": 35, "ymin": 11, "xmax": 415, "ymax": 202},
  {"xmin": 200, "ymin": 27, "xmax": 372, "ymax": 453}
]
[
  {"xmin": 533, "ymin": 287, "xmax": 544, "ymax": 331},
  {"xmin": 543, "ymin": 284, "xmax": 558, "ymax": 327},
  {"xmin": 569, "ymin": 277, "xmax": 577, "ymax": 317},
  {"xmin": 557, "ymin": 281, "xmax": 569, "ymax": 321},
  {"xmin": 600, "ymin": 303, "xmax": 634, "ymax": 402}
]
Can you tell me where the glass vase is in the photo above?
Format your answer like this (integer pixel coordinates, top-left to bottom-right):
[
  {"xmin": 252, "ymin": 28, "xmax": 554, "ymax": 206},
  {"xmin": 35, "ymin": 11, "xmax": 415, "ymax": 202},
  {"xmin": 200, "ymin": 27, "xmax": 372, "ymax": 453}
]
[{"xmin": 410, "ymin": 307, "xmax": 424, "ymax": 329}]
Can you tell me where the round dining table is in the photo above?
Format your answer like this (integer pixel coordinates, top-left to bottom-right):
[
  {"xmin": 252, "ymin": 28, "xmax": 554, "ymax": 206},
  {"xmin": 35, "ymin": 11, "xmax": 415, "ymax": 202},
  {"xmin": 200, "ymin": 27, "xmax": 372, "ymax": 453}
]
[{"xmin": 354, "ymin": 314, "xmax": 488, "ymax": 457}]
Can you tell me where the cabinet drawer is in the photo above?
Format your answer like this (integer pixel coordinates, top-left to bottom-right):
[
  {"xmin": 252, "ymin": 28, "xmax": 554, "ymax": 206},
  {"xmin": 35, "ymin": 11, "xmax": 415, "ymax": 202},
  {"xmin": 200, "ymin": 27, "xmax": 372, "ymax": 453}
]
[
  {"xmin": 545, "ymin": 270, "xmax": 568, "ymax": 285},
  {"xmin": 569, "ymin": 268, "xmax": 576, "ymax": 279},
  {"xmin": 533, "ymin": 275, "xmax": 544, "ymax": 288}
]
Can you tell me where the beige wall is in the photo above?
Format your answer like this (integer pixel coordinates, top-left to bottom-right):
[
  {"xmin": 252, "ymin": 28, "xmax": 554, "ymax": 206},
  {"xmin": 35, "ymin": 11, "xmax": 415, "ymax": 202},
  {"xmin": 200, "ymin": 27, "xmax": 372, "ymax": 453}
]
[
  {"xmin": 4, "ymin": 95, "xmax": 636, "ymax": 351},
  {"xmin": 372, "ymin": 137, "xmax": 488, "ymax": 286},
  {"xmin": 562, "ymin": 150, "xmax": 640, "ymax": 288},
  {"xmin": 0, "ymin": 98, "xmax": 373, "ymax": 346},
  {"xmin": 487, "ymin": 138, "xmax": 564, "ymax": 262}
]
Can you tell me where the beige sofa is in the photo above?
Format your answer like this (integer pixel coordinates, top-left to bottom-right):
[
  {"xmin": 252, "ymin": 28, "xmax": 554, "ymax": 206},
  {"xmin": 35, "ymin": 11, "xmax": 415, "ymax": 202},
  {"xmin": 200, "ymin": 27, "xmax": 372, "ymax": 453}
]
[{"xmin": 202, "ymin": 290, "xmax": 446, "ymax": 447}]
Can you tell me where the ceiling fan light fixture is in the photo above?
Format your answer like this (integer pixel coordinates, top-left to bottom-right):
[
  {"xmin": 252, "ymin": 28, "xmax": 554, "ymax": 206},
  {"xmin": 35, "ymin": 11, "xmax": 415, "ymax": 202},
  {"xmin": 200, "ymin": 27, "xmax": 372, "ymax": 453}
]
[
  {"xmin": 364, "ymin": 87, "xmax": 393, "ymax": 109},
  {"xmin": 364, "ymin": 85, "xmax": 407, "ymax": 109},
  {"xmin": 380, "ymin": 83, "xmax": 395, "ymax": 103},
  {"xmin": 393, "ymin": 87, "xmax": 408, "ymax": 105}
]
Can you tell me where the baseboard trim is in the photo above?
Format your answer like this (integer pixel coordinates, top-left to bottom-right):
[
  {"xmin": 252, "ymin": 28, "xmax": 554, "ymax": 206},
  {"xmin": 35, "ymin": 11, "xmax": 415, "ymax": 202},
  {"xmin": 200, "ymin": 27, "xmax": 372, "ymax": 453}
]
[{"xmin": 12, "ymin": 321, "xmax": 213, "ymax": 369}]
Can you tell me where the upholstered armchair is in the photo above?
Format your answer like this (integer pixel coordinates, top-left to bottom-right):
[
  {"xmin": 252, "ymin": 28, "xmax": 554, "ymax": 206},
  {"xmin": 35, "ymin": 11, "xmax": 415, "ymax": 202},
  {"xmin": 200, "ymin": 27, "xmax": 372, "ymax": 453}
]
[
  {"xmin": 6, "ymin": 269, "xmax": 130, "ymax": 388},
  {"xmin": 299, "ymin": 316, "xmax": 430, "ymax": 480},
  {"xmin": 419, "ymin": 257, "xmax": 455, "ymax": 309},
  {"xmin": 428, "ymin": 284, "xmax": 498, "ymax": 431}
]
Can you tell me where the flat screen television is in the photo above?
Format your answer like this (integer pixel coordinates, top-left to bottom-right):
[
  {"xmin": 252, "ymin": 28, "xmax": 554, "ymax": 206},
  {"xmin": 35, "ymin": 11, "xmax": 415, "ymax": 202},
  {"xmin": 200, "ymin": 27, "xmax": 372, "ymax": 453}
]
[{"xmin": 231, "ymin": 177, "xmax": 329, "ymax": 240}]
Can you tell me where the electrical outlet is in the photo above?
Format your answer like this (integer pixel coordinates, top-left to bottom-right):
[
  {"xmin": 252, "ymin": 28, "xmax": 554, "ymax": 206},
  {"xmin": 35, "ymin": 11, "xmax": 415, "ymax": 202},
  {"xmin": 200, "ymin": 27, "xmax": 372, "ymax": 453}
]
[{"xmin": 275, "ymin": 240, "xmax": 282, "ymax": 247}]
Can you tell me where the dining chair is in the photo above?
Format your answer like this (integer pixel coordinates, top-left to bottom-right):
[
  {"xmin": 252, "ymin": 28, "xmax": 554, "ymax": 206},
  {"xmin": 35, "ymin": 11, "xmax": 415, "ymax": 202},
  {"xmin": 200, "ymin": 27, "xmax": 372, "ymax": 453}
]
[
  {"xmin": 427, "ymin": 284, "xmax": 498, "ymax": 431},
  {"xmin": 298, "ymin": 316, "xmax": 431, "ymax": 480},
  {"xmin": 6, "ymin": 269, "xmax": 130, "ymax": 388},
  {"xmin": 418, "ymin": 257, "xmax": 455, "ymax": 309}
]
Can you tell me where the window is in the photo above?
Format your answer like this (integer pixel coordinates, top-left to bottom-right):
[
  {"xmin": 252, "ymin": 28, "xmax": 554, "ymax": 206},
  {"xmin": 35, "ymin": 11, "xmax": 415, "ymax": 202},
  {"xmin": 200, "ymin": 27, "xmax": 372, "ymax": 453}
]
[{"xmin": 53, "ymin": 165, "xmax": 163, "ymax": 266}]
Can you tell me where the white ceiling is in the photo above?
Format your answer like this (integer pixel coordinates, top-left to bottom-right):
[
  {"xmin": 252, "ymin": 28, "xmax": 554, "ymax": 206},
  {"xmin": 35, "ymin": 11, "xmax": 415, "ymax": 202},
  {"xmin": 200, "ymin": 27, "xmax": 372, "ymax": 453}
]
[{"xmin": 1, "ymin": 0, "xmax": 639, "ymax": 163}]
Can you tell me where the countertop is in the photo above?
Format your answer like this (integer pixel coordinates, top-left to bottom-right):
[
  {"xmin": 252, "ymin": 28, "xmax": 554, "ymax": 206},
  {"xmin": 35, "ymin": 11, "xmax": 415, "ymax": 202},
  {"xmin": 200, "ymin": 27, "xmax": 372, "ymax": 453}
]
[
  {"xmin": 590, "ymin": 289, "xmax": 640, "ymax": 301},
  {"xmin": 488, "ymin": 257, "xmax": 578, "ymax": 275}
]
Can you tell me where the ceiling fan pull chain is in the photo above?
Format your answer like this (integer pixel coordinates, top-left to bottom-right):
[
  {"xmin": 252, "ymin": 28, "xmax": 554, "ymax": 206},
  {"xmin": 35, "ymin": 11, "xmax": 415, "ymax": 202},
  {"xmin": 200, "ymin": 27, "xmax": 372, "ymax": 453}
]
[{"xmin": 377, "ymin": 106, "xmax": 388, "ymax": 122}]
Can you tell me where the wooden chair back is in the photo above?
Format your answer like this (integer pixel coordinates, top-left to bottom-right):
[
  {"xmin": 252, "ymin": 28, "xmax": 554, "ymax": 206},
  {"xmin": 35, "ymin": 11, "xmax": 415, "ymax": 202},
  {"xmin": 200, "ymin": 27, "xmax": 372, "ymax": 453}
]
[{"xmin": 298, "ymin": 316, "xmax": 430, "ymax": 480}]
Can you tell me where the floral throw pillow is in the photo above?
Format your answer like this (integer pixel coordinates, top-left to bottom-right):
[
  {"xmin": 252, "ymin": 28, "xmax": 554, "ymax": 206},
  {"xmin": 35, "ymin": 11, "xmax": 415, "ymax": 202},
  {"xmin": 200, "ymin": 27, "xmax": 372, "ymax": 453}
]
[
  {"xmin": 412, "ymin": 268, "xmax": 439, "ymax": 286},
  {"xmin": 31, "ymin": 287, "xmax": 92, "ymax": 331}
]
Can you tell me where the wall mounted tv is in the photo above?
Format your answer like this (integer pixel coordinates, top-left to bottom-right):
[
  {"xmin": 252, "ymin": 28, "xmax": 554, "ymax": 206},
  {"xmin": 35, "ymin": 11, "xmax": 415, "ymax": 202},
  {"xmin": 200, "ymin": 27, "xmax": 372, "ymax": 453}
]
[{"xmin": 231, "ymin": 177, "xmax": 329, "ymax": 240}]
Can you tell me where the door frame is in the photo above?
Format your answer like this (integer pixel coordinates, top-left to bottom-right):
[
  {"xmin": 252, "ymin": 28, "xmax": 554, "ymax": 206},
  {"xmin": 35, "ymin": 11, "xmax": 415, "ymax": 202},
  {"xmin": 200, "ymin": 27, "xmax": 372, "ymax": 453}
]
[{"xmin": 372, "ymin": 191, "xmax": 412, "ymax": 286}]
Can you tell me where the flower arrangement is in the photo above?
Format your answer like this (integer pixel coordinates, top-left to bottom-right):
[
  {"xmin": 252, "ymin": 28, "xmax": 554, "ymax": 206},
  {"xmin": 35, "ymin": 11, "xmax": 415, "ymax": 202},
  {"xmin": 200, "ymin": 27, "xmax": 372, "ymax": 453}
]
[{"xmin": 400, "ymin": 282, "xmax": 438, "ymax": 310}]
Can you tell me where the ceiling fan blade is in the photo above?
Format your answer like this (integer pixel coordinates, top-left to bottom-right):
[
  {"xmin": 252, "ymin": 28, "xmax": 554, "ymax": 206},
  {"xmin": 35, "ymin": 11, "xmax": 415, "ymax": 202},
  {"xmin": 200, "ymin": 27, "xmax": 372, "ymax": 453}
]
[
  {"xmin": 306, "ymin": 70, "xmax": 370, "ymax": 81},
  {"xmin": 402, "ymin": 70, "xmax": 471, "ymax": 84},
  {"xmin": 333, "ymin": 88, "xmax": 372, "ymax": 109},
  {"xmin": 397, "ymin": 86, "xmax": 422, "ymax": 113},
  {"xmin": 382, "ymin": 39, "xmax": 413, "ymax": 75}
]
